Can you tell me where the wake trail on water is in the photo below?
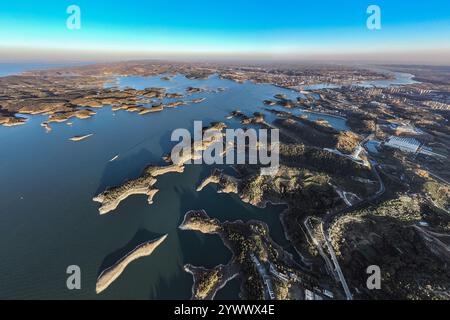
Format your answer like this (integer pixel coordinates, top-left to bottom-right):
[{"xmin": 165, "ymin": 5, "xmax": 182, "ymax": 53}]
[{"xmin": 108, "ymin": 134, "xmax": 161, "ymax": 162}]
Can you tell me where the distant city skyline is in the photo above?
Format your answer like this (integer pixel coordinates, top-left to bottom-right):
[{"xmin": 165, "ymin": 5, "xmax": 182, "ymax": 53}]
[{"xmin": 1, "ymin": 0, "xmax": 449, "ymax": 64}]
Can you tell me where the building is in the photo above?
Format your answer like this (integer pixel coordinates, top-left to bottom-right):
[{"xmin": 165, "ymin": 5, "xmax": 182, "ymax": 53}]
[
  {"xmin": 384, "ymin": 136, "xmax": 421, "ymax": 153},
  {"xmin": 269, "ymin": 264, "xmax": 290, "ymax": 282},
  {"xmin": 304, "ymin": 289, "xmax": 323, "ymax": 300}
]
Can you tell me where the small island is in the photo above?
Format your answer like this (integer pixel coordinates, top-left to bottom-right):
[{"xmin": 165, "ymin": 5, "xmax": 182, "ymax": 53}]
[
  {"xmin": 96, "ymin": 234, "xmax": 168, "ymax": 294},
  {"xmin": 69, "ymin": 133, "xmax": 94, "ymax": 142},
  {"xmin": 93, "ymin": 164, "xmax": 184, "ymax": 214}
]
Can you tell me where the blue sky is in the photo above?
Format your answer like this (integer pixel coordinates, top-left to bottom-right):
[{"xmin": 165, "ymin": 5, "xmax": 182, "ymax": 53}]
[{"xmin": 0, "ymin": 0, "xmax": 449, "ymax": 61}]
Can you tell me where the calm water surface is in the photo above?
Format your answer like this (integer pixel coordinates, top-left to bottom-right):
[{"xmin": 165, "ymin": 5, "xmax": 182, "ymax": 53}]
[
  {"xmin": 0, "ymin": 73, "xmax": 298, "ymax": 299},
  {"xmin": 0, "ymin": 68, "xmax": 412, "ymax": 299},
  {"xmin": 0, "ymin": 63, "xmax": 92, "ymax": 77}
]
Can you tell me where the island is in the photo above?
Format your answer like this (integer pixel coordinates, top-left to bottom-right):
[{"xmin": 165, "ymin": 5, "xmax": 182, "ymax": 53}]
[
  {"xmin": 96, "ymin": 234, "xmax": 168, "ymax": 294},
  {"xmin": 93, "ymin": 164, "xmax": 184, "ymax": 214},
  {"xmin": 69, "ymin": 133, "xmax": 94, "ymax": 142},
  {"xmin": 93, "ymin": 121, "xmax": 229, "ymax": 214}
]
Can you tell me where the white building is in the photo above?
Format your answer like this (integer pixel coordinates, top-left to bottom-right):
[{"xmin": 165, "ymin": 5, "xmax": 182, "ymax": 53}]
[
  {"xmin": 304, "ymin": 289, "xmax": 323, "ymax": 300},
  {"xmin": 384, "ymin": 136, "xmax": 421, "ymax": 153}
]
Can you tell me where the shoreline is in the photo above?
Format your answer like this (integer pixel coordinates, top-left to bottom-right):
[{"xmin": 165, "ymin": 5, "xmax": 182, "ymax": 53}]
[
  {"xmin": 95, "ymin": 234, "xmax": 168, "ymax": 294},
  {"xmin": 184, "ymin": 263, "xmax": 240, "ymax": 300}
]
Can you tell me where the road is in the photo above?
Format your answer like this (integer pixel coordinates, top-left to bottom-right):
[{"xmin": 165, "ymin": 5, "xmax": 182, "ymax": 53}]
[
  {"xmin": 303, "ymin": 216, "xmax": 353, "ymax": 300},
  {"xmin": 427, "ymin": 170, "xmax": 450, "ymax": 186},
  {"xmin": 323, "ymin": 159, "xmax": 385, "ymax": 228},
  {"xmin": 303, "ymin": 217, "xmax": 336, "ymax": 279},
  {"xmin": 250, "ymin": 254, "xmax": 276, "ymax": 300},
  {"xmin": 273, "ymin": 120, "xmax": 386, "ymax": 299},
  {"xmin": 304, "ymin": 158, "xmax": 385, "ymax": 300}
]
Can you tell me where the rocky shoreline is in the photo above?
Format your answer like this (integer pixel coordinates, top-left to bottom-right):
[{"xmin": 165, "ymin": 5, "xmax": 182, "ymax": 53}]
[
  {"xmin": 93, "ymin": 164, "xmax": 184, "ymax": 214},
  {"xmin": 93, "ymin": 122, "xmax": 228, "ymax": 214},
  {"xmin": 179, "ymin": 209, "xmax": 322, "ymax": 300},
  {"xmin": 0, "ymin": 72, "xmax": 210, "ymax": 129}
]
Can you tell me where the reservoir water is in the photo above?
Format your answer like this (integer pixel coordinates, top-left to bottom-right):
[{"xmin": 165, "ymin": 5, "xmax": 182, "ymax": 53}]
[
  {"xmin": 0, "ymin": 68, "xmax": 414, "ymax": 299},
  {"xmin": 0, "ymin": 63, "xmax": 93, "ymax": 77}
]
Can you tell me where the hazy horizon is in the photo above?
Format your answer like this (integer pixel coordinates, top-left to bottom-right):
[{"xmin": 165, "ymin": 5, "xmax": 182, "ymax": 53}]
[
  {"xmin": 0, "ymin": 0, "xmax": 449, "ymax": 65},
  {"xmin": 1, "ymin": 48, "xmax": 450, "ymax": 66}
]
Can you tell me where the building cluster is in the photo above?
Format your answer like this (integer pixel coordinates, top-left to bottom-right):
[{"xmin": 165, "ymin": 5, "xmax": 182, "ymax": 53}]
[{"xmin": 423, "ymin": 101, "xmax": 450, "ymax": 110}]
